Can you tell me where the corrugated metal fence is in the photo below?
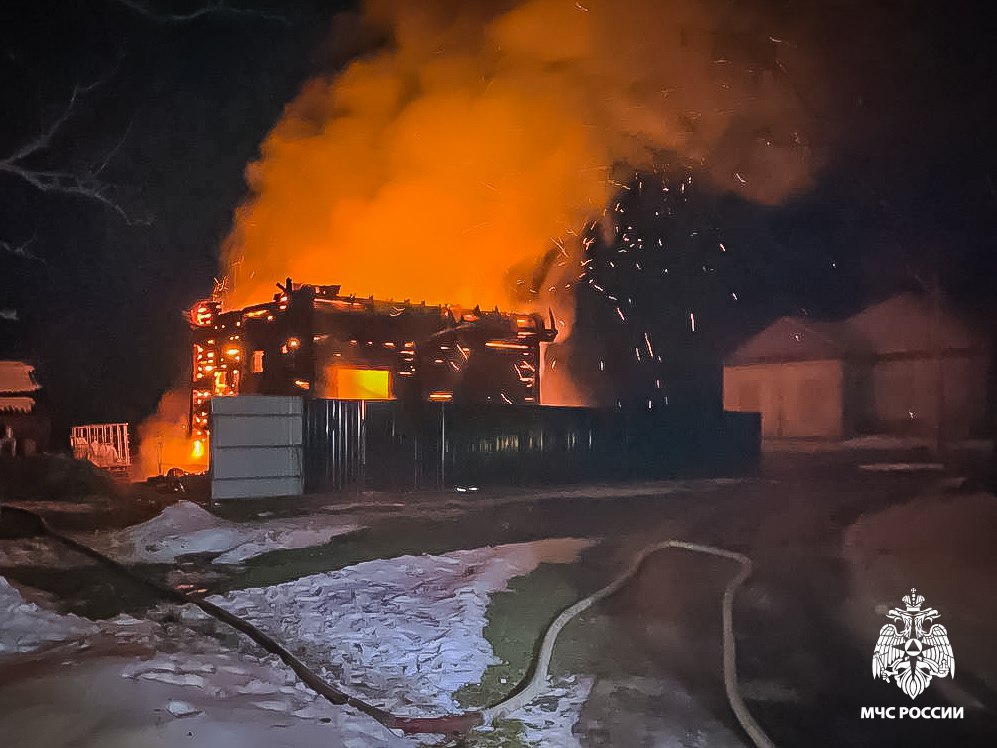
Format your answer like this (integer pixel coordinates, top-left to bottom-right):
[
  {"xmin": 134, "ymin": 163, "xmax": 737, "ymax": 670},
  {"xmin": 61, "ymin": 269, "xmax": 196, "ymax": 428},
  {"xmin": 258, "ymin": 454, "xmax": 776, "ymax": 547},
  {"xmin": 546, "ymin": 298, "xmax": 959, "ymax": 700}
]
[
  {"xmin": 302, "ymin": 399, "xmax": 367, "ymax": 493},
  {"xmin": 302, "ymin": 400, "xmax": 761, "ymax": 494},
  {"xmin": 210, "ymin": 396, "xmax": 760, "ymax": 499}
]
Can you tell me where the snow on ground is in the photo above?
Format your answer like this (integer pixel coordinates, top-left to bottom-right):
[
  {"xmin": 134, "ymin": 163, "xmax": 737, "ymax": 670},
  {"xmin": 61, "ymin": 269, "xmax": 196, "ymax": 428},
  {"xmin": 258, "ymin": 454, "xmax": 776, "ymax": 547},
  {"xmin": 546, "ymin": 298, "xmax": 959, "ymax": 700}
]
[
  {"xmin": 844, "ymin": 435, "xmax": 994, "ymax": 451},
  {"xmin": 764, "ymin": 435, "xmax": 993, "ymax": 453},
  {"xmin": 211, "ymin": 538, "xmax": 594, "ymax": 715},
  {"xmin": 857, "ymin": 462, "xmax": 945, "ymax": 472},
  {"xmin": 0, "ymin": 576, "xmax": 97, "ymax": 654},
  {"xmin": 842, "ymin": 435, "xmax": 935, "ymax": 450},
  {"xmin": 1, "ymin": 538, "xmax": 597, "ymax": 747},
  {"xmin": 86, "ymin": 500, "xmax": 363, "ymax": 564},
  {"xmin": 513, "ymin": 674, "xmax": 595, "ymax": 747},
  {"xmin": 0, "ymin": 655, "xmax": 398, "ymax": 748}
]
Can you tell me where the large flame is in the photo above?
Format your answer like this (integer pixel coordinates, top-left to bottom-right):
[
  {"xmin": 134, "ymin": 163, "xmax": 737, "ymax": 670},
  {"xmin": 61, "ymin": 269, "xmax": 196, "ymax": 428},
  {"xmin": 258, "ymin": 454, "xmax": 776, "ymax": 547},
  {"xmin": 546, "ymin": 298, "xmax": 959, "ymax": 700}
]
[
  {"xmin": 137, "ymin": 388, "xmax": 208, "ymax": 478},
  {"xmin": 221, "ymin": 0, "xmax": 812, "ymax": 320}
]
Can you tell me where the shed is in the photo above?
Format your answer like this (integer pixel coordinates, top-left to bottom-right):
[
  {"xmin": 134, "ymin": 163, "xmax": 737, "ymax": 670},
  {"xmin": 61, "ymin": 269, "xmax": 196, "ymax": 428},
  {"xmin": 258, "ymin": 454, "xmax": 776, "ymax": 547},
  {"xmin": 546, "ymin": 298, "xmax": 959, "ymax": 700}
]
[
  {"xmin": 723, "ymin": 295, "xmax": 990, "ymax": 440},
  {"xmin": 723, "ymin": 317, "xmax": 859, "ymax": 438},
  {"xmin": 0, "ymin": 361, "xmax": 50, "ymax": 455},
  {"xmin": 846, "ymin": 295, "xmax": 989, "ymax": 437}
]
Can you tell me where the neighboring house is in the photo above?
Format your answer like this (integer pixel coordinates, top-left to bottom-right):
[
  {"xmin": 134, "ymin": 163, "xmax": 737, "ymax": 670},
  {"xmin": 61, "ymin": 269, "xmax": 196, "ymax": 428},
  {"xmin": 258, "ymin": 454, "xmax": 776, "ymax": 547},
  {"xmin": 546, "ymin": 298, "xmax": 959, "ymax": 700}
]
[
  {"xmin": 0, "ymin": 360, "xmax": 50, "ymax": 456},
  {"xmin": 723, "ymin": 295, "xmax": 991, "ymax": 440}
]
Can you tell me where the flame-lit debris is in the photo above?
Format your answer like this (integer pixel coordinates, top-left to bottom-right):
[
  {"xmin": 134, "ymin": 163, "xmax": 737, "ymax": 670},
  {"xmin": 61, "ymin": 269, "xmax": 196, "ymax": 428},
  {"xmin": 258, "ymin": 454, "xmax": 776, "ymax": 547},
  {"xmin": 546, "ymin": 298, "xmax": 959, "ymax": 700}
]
[{"xmin": 189, "ymin": 278, "xmax": 556, "ymax": 441}]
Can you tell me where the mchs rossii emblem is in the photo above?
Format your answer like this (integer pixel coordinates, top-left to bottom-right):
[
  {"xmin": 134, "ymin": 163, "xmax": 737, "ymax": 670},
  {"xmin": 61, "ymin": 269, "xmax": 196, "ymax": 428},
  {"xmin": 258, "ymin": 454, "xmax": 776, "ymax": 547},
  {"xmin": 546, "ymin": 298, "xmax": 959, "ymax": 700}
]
[{"xmin": 873, "ymin": 588, "xmax": 955, "ymax": 699}]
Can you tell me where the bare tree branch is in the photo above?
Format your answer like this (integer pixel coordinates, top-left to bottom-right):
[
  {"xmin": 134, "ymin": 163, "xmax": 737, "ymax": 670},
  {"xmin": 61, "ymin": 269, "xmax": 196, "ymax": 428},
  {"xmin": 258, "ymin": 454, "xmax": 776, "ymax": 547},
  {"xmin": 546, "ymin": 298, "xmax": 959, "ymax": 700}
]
[
  {"xmin": 5, "ymin": 81, "xmax": 100, "ymax": 164},
  {"xmin": 112, "ymin": 0, "xmax": 290, "ymax": 26},
  {"xmin": 0, "ymin": 0, "xmax": 284, "ymax": 256},
  {"xmin": 91, "ymin": 116, "xmax": 136, "ymax": 179},
  {"xmin": 0, "ymin": 233, "xmax": 43, "ymax": 263},
  {"xmin": 0, "ymin": 161, "xmax": 138, "ymax": 223},
  {"xmin": 0, "ymin": 71, "xmax": 145, "ymax": 225}
]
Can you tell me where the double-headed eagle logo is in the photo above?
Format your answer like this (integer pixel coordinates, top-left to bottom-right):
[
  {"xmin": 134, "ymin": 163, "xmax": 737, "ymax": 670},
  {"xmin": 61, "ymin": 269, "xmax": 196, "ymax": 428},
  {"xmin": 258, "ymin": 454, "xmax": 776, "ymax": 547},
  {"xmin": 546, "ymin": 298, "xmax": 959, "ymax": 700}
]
[{"xmin": 872, "ymin": 588, "xmax": 955, "ymax": 699}]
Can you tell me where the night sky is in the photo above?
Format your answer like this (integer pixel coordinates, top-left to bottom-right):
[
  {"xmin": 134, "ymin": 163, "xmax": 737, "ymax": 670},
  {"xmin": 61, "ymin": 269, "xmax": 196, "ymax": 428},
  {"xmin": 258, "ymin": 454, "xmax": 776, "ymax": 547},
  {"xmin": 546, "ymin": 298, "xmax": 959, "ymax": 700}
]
[{"xmin": 2, "ymin": 0, "xmax": 996, "ymax": 434}]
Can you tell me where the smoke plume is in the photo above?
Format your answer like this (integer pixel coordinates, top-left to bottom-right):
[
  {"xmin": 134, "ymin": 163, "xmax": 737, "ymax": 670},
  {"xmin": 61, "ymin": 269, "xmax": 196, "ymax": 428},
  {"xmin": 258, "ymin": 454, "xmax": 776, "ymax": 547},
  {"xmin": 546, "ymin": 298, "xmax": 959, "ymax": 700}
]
[{"xmin": 221, "ymin": 0, "xmax": 813, "ymax": 314}]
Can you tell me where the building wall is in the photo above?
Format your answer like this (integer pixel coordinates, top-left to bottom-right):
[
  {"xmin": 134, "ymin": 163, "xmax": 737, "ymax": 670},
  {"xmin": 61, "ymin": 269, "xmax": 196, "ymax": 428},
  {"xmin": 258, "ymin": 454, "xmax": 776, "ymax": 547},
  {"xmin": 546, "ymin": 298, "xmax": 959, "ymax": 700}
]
[
  {"xmin": 866, "ymin": 353, "xmax": 989, "ymax": 438},
  {"xmin": 724, "ymin": 359, "xmax": 844, "ymax": 438},
  {"xmin": 0, "ymin": 411, "xmax": 50, "ymax": 454}
]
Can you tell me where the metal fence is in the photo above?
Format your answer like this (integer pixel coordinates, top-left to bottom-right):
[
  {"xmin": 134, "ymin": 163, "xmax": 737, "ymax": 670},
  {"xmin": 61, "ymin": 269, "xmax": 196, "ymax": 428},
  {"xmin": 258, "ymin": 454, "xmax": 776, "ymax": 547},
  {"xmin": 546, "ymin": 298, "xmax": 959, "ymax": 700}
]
[
  {"xmin": 302, "ymin": 399, "xmax": 367, "ymax": 493},
  {"xmin": 71, "ymin": 423, "xmax": 131, "ymax": 472},
  {"xmin": 301, "ymin": 399, "xmax": 760, "ymax": 493}
]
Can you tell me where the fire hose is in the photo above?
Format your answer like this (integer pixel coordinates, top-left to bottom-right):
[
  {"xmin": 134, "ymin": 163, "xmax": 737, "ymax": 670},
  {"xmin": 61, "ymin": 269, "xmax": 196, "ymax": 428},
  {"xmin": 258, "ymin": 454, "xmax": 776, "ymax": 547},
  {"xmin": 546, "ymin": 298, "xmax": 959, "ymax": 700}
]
[{"xmin": 4, "ymin": 506, "xmax": 774, "ymax": 747}]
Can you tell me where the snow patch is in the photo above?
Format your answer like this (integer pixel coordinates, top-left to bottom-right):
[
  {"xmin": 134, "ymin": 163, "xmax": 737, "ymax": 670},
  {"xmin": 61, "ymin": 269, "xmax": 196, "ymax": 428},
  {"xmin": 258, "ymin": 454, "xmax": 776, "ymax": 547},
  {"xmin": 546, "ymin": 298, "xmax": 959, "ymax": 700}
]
[
  {"xmin": 843, "ymin": 435, "xmax": 934, "ymax": 450},
  {"xmin": 1, "ymin": 538, "xmax": 598, "ymax": 746},
  {"xmin": 0, "ymin": 576, "xmax": 97, "ymax": 654},
  {"xmin": 166, "ymin": 699, "xmax": 201, "ymax": 718},
  {"xmin": 515, "ymin": 675, "xmax": 594, "ymax": 747},
  {"xmin": 857, "ymin": 462, "xmax": 944, "ymax": 472},
  {"xmin": 88, "ymin": 500, "xmax": 362, "ymax": 564},
  {"xmin": 211, "ymin": 537, "xmax": 594, "ymax": 715}
]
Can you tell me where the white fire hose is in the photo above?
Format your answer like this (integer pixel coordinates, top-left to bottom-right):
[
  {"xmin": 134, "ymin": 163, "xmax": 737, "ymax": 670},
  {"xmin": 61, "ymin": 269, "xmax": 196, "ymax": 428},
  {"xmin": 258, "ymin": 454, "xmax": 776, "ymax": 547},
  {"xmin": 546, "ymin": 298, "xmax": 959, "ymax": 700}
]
[{"xmin": 484, "ymin": 540, "xmax": 776, "ymax": 748}]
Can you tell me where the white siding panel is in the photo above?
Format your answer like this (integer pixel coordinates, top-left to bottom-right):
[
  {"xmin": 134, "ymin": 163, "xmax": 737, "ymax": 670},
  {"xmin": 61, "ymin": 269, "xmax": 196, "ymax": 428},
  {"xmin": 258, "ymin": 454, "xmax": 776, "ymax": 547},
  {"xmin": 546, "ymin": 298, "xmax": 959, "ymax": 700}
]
[
  {"xmin": 211, "ymin": 477, "xmax": 302, "ymax": 501},
  {"xmin": 211, "ymin": 395, "xmax": 303, "ymax": 416},
  {"xmin": 211, "ymin": 446, "xmax": 301, "ymax": 480},
  {"xmin": 212, "ymin": 416, "xmax": 303, "ymax": 447},
  {"xmin": 211, "ymin": 396, "xmax": 303, "ymax": 500}
]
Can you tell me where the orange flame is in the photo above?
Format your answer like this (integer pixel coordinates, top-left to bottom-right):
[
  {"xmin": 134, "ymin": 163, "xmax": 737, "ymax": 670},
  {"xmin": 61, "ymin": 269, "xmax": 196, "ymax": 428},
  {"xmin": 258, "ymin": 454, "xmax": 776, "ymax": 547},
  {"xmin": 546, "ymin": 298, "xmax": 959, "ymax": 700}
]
[
  {"xmin": 138, "ymin": 389, "xmax": 209, "ymax": 478},
  {"xmin": 217, "ymin": 0, "xmax": 813, "ymax": 404}
]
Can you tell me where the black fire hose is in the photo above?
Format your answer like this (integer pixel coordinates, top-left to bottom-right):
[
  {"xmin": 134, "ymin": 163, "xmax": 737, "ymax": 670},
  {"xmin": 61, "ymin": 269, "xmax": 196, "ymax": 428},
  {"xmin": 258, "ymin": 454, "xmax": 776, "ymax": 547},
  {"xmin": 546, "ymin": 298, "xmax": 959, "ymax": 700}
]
[
  {"xmin": 2, "ymin": 506, "xmax": 484, "ymax": 737},
  {"xmin": 1, "ymin": 506, "xmax": 773, "ymax": 746}
]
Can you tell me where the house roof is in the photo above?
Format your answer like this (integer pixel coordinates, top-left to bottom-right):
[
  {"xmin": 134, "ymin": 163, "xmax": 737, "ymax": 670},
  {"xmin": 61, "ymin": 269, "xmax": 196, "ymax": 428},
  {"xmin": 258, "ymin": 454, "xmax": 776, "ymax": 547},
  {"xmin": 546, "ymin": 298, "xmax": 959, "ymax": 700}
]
[
  {"xmin": 725, "ymin": 316, "xmax": 864, "ymax": 365},
  {"xmin": 0, "ymin": 396, "xmax": 35, "ymax": 414},
  {"xmin": 844, "ymin": 293, "xmax": 983, "ymax": 355},
  {"xmin": 725, "ymin": 294, "xmax": 987, "ymax": 367},
  {"xmin": 0, "ymin": 361, "xmax": 40, "ymax": 395}
]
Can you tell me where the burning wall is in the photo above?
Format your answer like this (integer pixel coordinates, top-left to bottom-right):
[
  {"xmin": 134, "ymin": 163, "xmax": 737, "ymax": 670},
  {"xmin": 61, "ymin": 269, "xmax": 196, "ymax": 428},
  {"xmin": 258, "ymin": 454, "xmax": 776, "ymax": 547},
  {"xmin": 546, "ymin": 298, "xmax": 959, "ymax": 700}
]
[
  {"xmin": 137, "ymin": 387, "xmax": 207, "ymax": 478},
  {"xmin": 185, "ymin": 282, "xmax": 556, "ymax": 436}
]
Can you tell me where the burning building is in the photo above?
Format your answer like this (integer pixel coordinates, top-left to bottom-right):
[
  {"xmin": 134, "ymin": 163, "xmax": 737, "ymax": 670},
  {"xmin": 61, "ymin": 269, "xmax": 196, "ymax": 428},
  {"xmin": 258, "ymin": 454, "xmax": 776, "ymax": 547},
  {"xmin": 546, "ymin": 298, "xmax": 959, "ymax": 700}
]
[
  {"xmin": 181, "ymin": 278, "xmax": 758, "ymax": 497},
  {"xmin": 189, "ymin": 278, "xmax": 556, "ymax": 442}
]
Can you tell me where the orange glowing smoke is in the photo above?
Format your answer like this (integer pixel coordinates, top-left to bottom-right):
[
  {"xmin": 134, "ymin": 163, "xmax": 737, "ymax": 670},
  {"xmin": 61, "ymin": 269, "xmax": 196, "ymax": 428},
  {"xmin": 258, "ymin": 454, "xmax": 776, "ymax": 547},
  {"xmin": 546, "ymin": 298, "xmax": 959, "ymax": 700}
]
[
  {"xmin": 222, "ymin": 0, "xmax": 812, "ymax": 309},
  {"xmin": 218, "ymin": 0, "xmax": 815, "ymax": 405},
  {"xmin": 137, "ymin": 388, "xmax": 208, "ymax": 478}
]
